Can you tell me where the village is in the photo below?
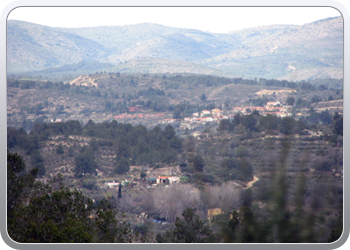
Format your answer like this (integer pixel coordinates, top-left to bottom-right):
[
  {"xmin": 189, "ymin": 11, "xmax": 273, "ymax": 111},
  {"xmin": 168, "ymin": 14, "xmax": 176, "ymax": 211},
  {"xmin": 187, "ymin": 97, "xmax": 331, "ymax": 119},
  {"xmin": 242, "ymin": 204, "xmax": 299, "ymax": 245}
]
[{"xmin": 110, "ymin": 98, "xmax": 294, "ymax": 137}]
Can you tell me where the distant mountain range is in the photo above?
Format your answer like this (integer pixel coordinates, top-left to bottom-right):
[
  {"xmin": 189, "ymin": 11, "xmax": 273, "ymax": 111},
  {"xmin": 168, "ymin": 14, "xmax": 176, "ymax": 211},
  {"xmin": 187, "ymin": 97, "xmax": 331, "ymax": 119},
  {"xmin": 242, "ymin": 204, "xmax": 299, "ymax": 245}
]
[{"xmin": 7, "ymin": 16, "xmax": 343, "ymax": 81}]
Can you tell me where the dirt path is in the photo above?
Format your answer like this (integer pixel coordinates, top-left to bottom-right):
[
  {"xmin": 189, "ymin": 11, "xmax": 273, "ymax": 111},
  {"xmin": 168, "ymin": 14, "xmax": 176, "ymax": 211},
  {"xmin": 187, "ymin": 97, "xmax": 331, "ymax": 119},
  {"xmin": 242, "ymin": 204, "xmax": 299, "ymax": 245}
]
[
  {"xmin": 244, "ymin": 176, "xmax": 259, "ymax": 189},
  {"xmin": 232, "ymin": 176, "xmax": 259, "ymax": 189}
]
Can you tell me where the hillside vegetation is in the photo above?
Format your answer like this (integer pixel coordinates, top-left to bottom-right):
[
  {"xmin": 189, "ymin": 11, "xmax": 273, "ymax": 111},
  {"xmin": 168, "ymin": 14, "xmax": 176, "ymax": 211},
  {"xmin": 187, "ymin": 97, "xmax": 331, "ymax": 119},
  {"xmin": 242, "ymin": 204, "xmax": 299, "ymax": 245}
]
[
  {"xmin": 7, "ymin": 73, "xmax": 343, "ymax": 131},
  {"xmin": 7, "ymin": 108, "xmax": 343, "ymax": 242},
  {"xmin": 7, "ymin": 72, "xmax": 344, "ymax": 243}
]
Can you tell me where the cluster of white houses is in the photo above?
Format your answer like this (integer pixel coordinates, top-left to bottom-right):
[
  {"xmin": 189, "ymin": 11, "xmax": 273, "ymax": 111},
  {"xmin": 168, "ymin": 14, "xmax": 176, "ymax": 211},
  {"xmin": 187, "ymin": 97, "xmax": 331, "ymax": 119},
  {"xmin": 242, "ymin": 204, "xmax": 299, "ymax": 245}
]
[
  {"xmin": 111, "ymin": 100, "xmax": 292, "ymax": 126},
  {"xmin": 164, "ymin": 101, "xmax": 293, "ymax": 126},
  {"xmin": 232, "ymin": 101, "xmax": 293, "ymax": 117},
  {"xmin": 104, "ymin": 175, "xmax": 181, "ymax": 189}
]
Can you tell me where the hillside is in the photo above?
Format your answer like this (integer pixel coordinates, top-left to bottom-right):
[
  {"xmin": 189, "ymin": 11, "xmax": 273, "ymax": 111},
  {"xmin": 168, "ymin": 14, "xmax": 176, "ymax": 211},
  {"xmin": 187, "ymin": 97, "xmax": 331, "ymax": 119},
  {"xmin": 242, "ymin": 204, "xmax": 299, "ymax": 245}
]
[
  {"xmin": 7, "ymin": 16, "xmax": 343, "ymax": 81},
  {"xmin": 7, "ymin": 106, "xmax": 344, "ymax": 243},
  {"xmin": 7, "ymin": 20, "xmax": 109, "ymax": 73},
  {"xmin": 7, "ymin": 73, "xmax": 343, "ymax": 133},
  {"xmin": 7, "ymin": 70, "xmax": 344, "ymax": 243},
  {"xmin": 204, "ymin": 17, "xmax": 343, "ymax": 80}
]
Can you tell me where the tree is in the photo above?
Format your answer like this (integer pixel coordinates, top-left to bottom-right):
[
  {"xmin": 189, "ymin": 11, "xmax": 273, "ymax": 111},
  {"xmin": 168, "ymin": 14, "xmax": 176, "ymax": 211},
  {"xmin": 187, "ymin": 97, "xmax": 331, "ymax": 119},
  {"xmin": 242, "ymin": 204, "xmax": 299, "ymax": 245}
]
[
  {"xmin": 332, "ymin": 113, "xmax": 343, "ymax": 136},
  {"xmin": 201, "ymin": 182, "xmax": 241, "ymax": 214},
  {"xmin": 306, "ymin": 110, "xmax": 320, "ymax": 124},
  {"xmin": 90, "ymin": 139, "xmax": 99, "ymax": 152},
  {"xmin": 94, "ymin": 199, "xmax": 135, "ymax": 243},
  {"xmin": 218, "ymin": 119, "xmax": 235, "ymax": 132},
  {"xmin": 173, "ymin": 107, "xmax": 182, "ymax": 119},
  {"xmin": 311, "ymin": 95, "xmax": 320, "ymax": 104},
  {"xmin": 118, "ymin": 183, "xmax": 122, "ymax": 199},
  {"xmin": 258, "ymin": 114, "xmax": 279, "ymax": 132},
  {"xmin": 286, "ymin": 96, "xmax": 295, "ymax": 106},
  {"xmin": 295, "ymin": 98, "xmax": 305, "ymax": 108},
  {"xmin": 68, "ymin": 147, "xmax": 75, "ymax": 157},
  {"xmin": 200, "ymin": 94, "xmax": 207, "ymax": 102},
  {"xmin": 241, "ymin": 114, "xmax": 257, "ymax": 131},
  {"xmin": 170, "ymin": 208, "xmax": 215, "ymax": 243},
  {"xmin": 8, "ymin": 181, "xmax": 95, "ymax": 243},
  {"xmin": 74, "ymin": 148, "xmax": 98, "ymax": 177},
  {"xmin": 30, "ymin": 150, "xmax": 45, "ymax": 176},
  {"xmin": 170, "ymin": 136, "xmax": 182, "ymax": 151},
  {"xmin": 56, "ymin": 144, "xmax": 64, "ymax": 154},
  {"xmin": 114, "ymin": 157, "xmax": 130, "ymax": 175},
  {"xmin": 192, "ymin": 154, "xmax": 205, "ymax": 172},
  {"xmin": 224, "ymin": 206, "xmax": 272, "ymax": 243},
  {"xmin": 156, "ymin": 231, "xmax": 173, "ymax": 243},
  {"xmin": 7, "ymin": 152, "xmax": 148, "ymax": 243},
  {"xmin": 7, "ymin": 151, "xmax": 37, "ymax": 217},
  {"xmin": 164, "ymin": 124, "xmax": 176, "ymax": 140},
  {"xmin": 319, "ymin": 110, "xmax": 332, "ymax": 125},
  {"xmin": 279, "ymin": 117, "xmax": 296, "ymax": 135}
]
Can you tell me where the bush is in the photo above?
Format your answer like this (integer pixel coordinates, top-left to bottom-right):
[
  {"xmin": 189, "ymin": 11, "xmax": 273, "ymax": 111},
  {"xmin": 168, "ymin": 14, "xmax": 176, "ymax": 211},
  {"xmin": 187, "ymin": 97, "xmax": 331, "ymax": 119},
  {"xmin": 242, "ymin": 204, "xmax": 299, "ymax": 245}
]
[
  {"xmin": 82, "ymin": 178, "xmax": 97, "ymax": 190},
  {"xmin": 56, "ymin": 144, "xmax": 64, "ymax": 154}
]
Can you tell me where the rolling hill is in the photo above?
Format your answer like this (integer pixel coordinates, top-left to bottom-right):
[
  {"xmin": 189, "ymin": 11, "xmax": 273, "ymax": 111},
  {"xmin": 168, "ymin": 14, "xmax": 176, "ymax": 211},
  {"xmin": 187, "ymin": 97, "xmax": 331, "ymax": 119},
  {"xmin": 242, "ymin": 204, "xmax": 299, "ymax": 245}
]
[{"xmin": 7, "ymin": 16, "xmax": 343, "ymax": 81}]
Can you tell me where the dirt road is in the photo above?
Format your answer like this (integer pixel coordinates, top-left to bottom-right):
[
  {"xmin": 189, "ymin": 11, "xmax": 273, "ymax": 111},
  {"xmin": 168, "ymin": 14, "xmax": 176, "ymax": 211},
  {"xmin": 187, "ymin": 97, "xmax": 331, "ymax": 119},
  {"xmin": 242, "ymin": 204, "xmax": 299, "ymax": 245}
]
[{"xmin": 232, "ymin": 176, "xmax": 259, "ymax": 189}]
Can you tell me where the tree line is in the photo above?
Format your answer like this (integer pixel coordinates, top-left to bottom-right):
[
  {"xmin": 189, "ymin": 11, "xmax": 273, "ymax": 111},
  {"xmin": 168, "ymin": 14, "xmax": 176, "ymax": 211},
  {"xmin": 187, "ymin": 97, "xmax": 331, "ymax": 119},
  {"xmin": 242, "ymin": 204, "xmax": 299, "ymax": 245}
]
[
  {"xmin": 218, "ymin": 111, "xmax": 343, "ymax": 138},
  {"xmin": 7, "ymin": 120, "xmax": 183, "ymax": 178}
]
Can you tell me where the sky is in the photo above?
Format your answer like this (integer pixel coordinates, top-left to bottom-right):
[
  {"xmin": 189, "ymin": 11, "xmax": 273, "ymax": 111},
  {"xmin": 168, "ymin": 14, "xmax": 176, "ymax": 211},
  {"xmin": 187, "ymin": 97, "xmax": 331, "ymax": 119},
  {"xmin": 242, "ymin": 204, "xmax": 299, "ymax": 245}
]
[{"xmin": 6, "ymin": 6, "xmax": 342, "ymax": 33}]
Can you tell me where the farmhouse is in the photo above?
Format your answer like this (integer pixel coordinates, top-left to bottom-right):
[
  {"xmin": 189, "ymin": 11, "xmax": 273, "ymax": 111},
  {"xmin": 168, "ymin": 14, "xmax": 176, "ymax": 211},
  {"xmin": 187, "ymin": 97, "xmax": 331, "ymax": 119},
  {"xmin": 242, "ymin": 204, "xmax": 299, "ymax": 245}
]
[
  {"xmin": 147, "ymin": 177, "xmax": 157, "ymax": 184},
  {"xmin": 211, "ymin": 108, "xmax": 223, "ymax": 116},
  {"xmin": 266, "ymin": 101, "xmax": 281, "ymax": 108},
  {"xmin": 207, "ymin": 208, "xmax": 223, "ymax": 221},
  {"xmin": 157, "ymin": 176, "xmax": 180, "ymax": 184},
  {"xmin": 252, "ymin": 107, "xmax": 266, "ymax": 112},
  {"xmin": 105, "ymin": 181, "xmax": 120, "ymax": 188},
  {"xmin": 201, "ymin": 110, "xmax": 211, "ymax": 117}
]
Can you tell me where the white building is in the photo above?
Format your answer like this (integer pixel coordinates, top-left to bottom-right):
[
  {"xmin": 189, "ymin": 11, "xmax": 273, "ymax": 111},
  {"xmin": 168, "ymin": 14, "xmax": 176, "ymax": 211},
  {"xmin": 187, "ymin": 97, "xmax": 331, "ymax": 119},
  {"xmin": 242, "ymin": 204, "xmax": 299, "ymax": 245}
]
[{"xmin": 105, "ymin": 181, "xmax": 120, "ymax": 188}]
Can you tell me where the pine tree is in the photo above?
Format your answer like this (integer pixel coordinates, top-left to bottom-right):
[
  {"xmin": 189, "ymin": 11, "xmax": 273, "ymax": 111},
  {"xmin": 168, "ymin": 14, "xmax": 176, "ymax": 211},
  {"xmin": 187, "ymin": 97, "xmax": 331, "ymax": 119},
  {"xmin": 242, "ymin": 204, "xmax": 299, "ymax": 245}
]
[{"xmin": 118, "ymin": 183, "xmax": 122, "ymax": 199}]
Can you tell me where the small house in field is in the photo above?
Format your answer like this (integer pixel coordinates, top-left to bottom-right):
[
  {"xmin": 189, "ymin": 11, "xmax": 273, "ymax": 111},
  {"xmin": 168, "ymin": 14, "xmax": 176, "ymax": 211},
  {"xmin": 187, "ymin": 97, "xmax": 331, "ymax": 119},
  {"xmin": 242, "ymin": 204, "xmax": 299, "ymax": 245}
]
[
  {"xmin": 168, "ymin": 176, "xmax": 180, "ymax": 183},
  {"xmin": 266, "ymin": 101, "xmax": 281, "ymax": 108},
  {"xmin": 105, "ymin": 181, "xmax": 120, "ymax": 189},
  {"xmin": 157, "ymin": 176, "xmax": 170, "ymax": 184},
  {"xmin": 207, "ymin": 208, "xmax": 223, "ymax": 221},
  {"xmin": 211, "ymin": 108, "xmax": 223, "ymax": 116},
  {"xmin": 147, "ymin": 177, "xmax": 157, "ymax": 184},
  {"xmin": 96, "ymin": 169, "xmax": 104, "ymax": 176},
  {"xmin": 201, "ymin": 110, "xmax": 211, "ymax": 117},
  {"xmin": 157, "ymin": 176, "xmax": 180, "ymax": 184}
]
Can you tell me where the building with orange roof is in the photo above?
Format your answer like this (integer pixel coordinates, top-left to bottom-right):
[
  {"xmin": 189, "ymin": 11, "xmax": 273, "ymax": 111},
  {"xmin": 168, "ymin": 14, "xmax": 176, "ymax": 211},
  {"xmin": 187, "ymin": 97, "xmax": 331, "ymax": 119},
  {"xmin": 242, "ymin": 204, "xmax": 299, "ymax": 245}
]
[{"xmin": 211, "ymin": 108, "xmax": 223, "ymax": 116}]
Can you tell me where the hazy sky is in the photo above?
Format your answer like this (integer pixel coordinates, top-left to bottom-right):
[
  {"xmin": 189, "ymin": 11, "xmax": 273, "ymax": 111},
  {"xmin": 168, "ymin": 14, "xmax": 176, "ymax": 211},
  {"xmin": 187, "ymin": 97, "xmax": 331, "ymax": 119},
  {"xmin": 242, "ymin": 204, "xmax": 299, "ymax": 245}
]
[{"xmin": 7, "ymin": 6, "xmax": 341, "ymax": 33}]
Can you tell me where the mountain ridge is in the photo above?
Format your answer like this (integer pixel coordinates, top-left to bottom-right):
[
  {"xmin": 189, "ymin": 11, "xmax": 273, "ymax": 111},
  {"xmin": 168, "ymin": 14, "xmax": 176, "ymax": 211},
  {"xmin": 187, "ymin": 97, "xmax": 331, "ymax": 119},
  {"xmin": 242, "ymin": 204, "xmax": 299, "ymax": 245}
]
[{"xmin": 7, "ymin": 16, "xmax": 343, "ymax": 81}]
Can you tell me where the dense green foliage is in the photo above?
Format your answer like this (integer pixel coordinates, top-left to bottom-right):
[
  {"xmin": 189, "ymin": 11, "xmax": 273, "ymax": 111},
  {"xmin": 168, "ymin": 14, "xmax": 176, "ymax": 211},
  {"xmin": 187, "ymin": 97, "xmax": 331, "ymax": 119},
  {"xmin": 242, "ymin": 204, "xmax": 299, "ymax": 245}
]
[
  {"xmin": 8, "ymin": 74, "xmax": 342, "ymax": 93},
  {"xmin": 156, "ymin": 208, "xmax": 216, "ymax": 243},
  {"xmin": 218, "ymin": 113, "xmax": 307, "ymax": 135},
  {"xmin": 7, "ymin": 120, "xmax": 182, "ymax": 167},
  {"xmin": 7, "ymin": 151, "xmax": 149, "ymax": 243},
  {"xmin": 74, "ymin": 147, "xmax": 98, "ymax": 177}
]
